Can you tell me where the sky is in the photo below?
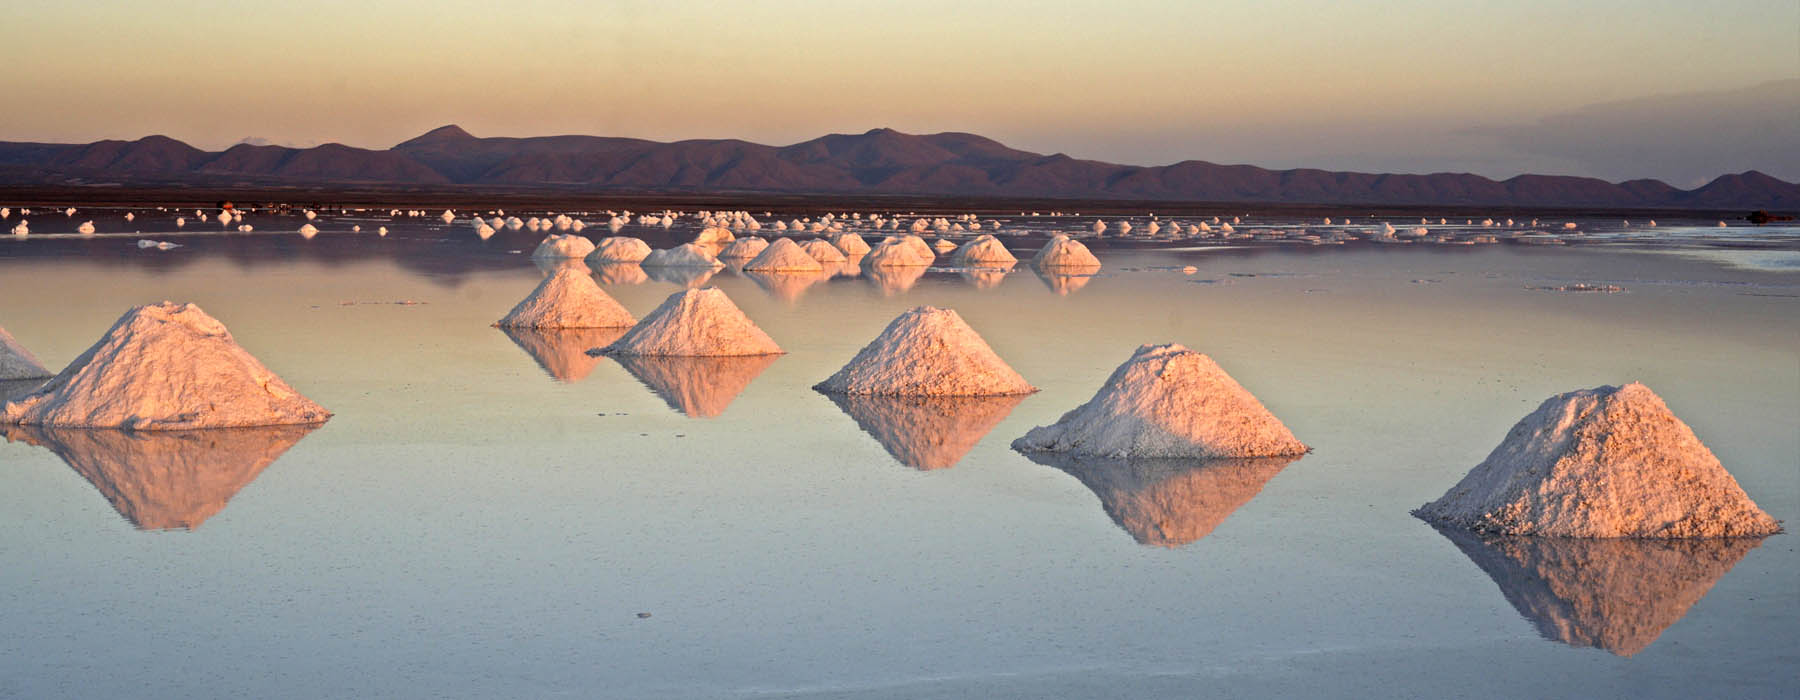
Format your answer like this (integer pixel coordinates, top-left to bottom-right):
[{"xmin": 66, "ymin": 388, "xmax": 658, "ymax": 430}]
[{"xmin": 2, "ymin": 0, "xmax": 1796, "ymax": 185}]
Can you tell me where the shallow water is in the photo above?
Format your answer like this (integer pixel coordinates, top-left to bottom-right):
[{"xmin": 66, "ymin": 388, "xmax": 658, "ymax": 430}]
[{"xmin": 1, "ymin": 213, "xmax": 1796, "ymax": 699}]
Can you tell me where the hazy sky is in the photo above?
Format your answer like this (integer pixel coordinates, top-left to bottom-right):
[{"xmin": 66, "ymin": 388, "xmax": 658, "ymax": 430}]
[{"xmin": 3, "ymin": 0, "xmax": 1795, "ymax": 184}]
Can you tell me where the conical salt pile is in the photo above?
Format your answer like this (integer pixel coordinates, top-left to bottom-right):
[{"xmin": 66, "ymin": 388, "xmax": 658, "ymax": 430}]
[
  {"xmin": 0, "ymin": 326, "xmax": 52, "ymax": 380},
  {"xmin": 495, "ymin": 266, "xmax": 635, "ymax": 329},
  {"xmin": 815, "ymin": 306, "xmax": 1035, "ymax": 396},
  {"xmin": 1, "ymin": 302, "xmax": 331, "ymax": 429},
  {"xmin": 951, "ymin": 234, "xmax": 1017, "ymax": 266},
  {"xmin": 601, "ymin": 288, "xmax": 782, "ymax": 356},
  {"xmin": 587, "ymin": 237, "xmax": 652, "ymax": 263},
  {"xmin": 642, "ymin": 243, "xmax": 723, "ymax": 268},
  {"xmin": 743, "ymin": 238, "xmax": 824, "ymax": 272},
  {"xmin": 1032, "ymin": 234, "xmax": 1102, "ymax": 268},
  {"xmin": 692, "ymin": 225, "xmax": 735, "ymax": 245},
  {"xmin": 718, "ymin": 236, "xmax": 769, "ymax": 260},
  {"xmin": 1414, "ymin": 383, "xmax": 1780, "ymax": 538},
  {"xmin": 831, "ymin": 233, "xmax": 871, "ymax": 255},
  {"xmin": 1012, "ymin": 343, "xmax": 1306, "ymax": 458},
  {"xmin": 801, "ymin": 239, "xmax": 847, "ymax": 263},
  {"xmin": 865, "ymin": 235, "xmax": 936, "ymax": 267},
  {"xmin": 531, "ymin": 233, "xmax": 595, "ymax": 259}
]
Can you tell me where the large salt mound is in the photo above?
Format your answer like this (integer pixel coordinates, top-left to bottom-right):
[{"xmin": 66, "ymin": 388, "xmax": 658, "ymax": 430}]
[
  {"xmin": 1414, "ymin": 383, "xmax": 1779, "ymax": 538},
  {"xmin": 864, "ymin": 235, "xmax": 936, "ymax": 267},
  {"xmin": 824, "ymin": 393, "xmax": 1027, "ymax": 470},
  {"xmin": 642, "ymin": 243, "xmax": 724, "ymax": 268},
  {"xmin": 718, "ymin": 236, "xmax": 769, "ymax": 260},
  {"xmin": 531, "ymin": 233, "xmax": 595, "ymax": 259},
  {"xmin": 1, "ymin": 302, "xmax": 331, "ymax": 429},
  {"xmin": 495, "ymin": 266, "xmax": 635, "ymax": 329},
  {"xmin": 951, "ymin": 234, "xmax": 1017, "ymax": 266},
  {"xmin": 1012, "ymin": 343, "xmax": 1306, "ymax": 458},
  {"xmin": 1027, "ymin": 453, "xmax": 1298, "ymax": 546},
  {"xmin": 1, "ymin": 423, "xmax": 318, "ymax": 530},
  {"xmin": 830, "ymin": 233, "xmax": 871, "ymax": 255},
  {"xmin": 1, "ymin": 326, "xmax": 52, "ymax": 379},
  {"xmin": 601, "ymin": 288, "xmax": 782, "ymax": 357},
  {"xmin": 1032, "ymin": 234, "xmax": 1102, "ymax": 268},
  {"xmin": 743, "ymin": 237, "xmax": 825, "ymax": 272},
  {"xmin": 800, "ymin": 239, "xmax": 847, "ymax": 263},
  {"xmin": 815, "ymin": 306, "xmax": 1035, "ymax": 396},
  {"xmin": 587, "ymin": 237, "xmax": 652, "ymax": 263}
]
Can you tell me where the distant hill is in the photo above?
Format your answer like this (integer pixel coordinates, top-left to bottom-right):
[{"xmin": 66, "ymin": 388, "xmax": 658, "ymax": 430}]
[{"xmin": 0, "ymin": 126, "xmax": 1794, "ymax": 210}]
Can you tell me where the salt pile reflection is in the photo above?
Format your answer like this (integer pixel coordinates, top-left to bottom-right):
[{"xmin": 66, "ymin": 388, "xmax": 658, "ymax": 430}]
[
  {"xmin": 498, "ymin": 326, "xmax": 628, "ymax": 383},
  {"xmin": 1025, "ymin": 453, "xmax": 1298, "ymax": 546},
  {"xmin": 611, "ymin": 354, "xmax": 780, "ymax": 418},
  {"xmin": 821, "ymin": 393, "xmax": 1026, "ymax": 470}
]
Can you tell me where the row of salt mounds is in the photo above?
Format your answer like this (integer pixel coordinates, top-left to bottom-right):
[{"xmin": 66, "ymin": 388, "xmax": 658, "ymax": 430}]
[
  {"xmin": 1, "ymin": 303, "xmax": 331, "ymax": 429},
  {"xmin": 642, "ymin": 243, "xmax": 724, "ymax": 268},
  {"xmin": 864, "ymin": 235, "xmax": 935, "ymax": 267},
  {"xmin": 494, "ymin": 266, "xmax": 636, "ymax": 329},
  {"xmin": 1413, "ymin": 383, "xmax": 1779, "ymax": 538},
  {"xmin": 801, "ymin": 239, "xmax": 847, "ymax": 263},
  {"xmin": 1013, "ymin": 343, "xmax": 1306, "ymax": 458},
  {"xmin": 0, "ymin": 326, "xmax": 52, "ymax": 379},
  {"xmin": 587, "ymin": 236, "xmax": 652, "ymax": 263},
  {"xmin": 743, "ymin": 238, "xmax": 823, "ymax": 272},
  {"xmin": 718, "ymin": 236, "xmax": 769, "ymax": 260},
  {"xmin": 1032, "ymin": 234, "xmax": 1101, "ymax": 269},
  {"xmin": 531, "ymin": 233, "xmax": 596, "ymax": 259},
  {"xmin": 815, "ymin": 306, "xmax": 1035, "ymax": 397},
  {"xmin": 601, "ymin": 288, "xmax": 781, "ymax": 357},
  {"xmin": 830, "ymin": 232, "xmax": 871, "ymax": 255},
  {"xmin": 951, "ymin": 234, "xmax": 1016, "ymax": 266}
]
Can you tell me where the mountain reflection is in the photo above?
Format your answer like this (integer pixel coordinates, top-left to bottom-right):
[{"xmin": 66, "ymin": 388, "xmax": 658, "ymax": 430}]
[
  {"xmin": 823, "ymin": 393, "xmax": 1026, "ymax": 470},
  {"xmin": 612, "ymin": 354, "xmax": 779, "ymax": 418},
  {"xmin": 498, "ymin": 326, "xmax": 628, "ymax": 383},
  {"xmin": 1426, "ymin": 523, "xmax": 1765, "ymax": 656},
  {"xmin": 2, "ymin": 424, "xmax": 320, "ymax": 531},
  {"xmin": 1025, "ymin": 453, "xmax": 1298, "ymax": 546}
]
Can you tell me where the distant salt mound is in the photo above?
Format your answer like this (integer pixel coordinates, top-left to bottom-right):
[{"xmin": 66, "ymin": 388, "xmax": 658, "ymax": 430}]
[
  {"xmin": 718, "ymin": 236, "xmax": 769, "ymax": 260},
  {"xmin": 743, "ymin": 238, "xmax": 824, "ymax": 272},
  {"xmin": 588, "ymin": 236, "xmax": 652, "ymax": 263},
  {"xmin": 298, "ymin": 223, "xmax": 319, "ymax": 238},
  {"xmin": 932, "ymin": 238, "xmax": 957, "ymax": 253},
  {"xmin": 1, "ymin": 326, "xmax": 52, "ymax": 380},
  {"xmin": 1032, "ymin": 234, "xmax": 1101, "ymax": 268},
  {"xmin": 951, "ymin": 234, "xmax": 1017, "ymax": 266},
  {"xmin": 495, "ymin": 266, "xmax": 635, "ymax": 329},
  {"xmin": 642, "ymin": 243, "xmax": 724, "ymax": 268},
  {"xmin": 1013, "ymin": 343, "xmax": 1306, "ymax": 458},
  {"xmin": 601, "ymin": 288, "xmax": 781, "ymax": 357},
  {"xmin": 800, "ymin": 239, "xmax": 847, "ymax": 263},
  {"xmin": 816, "ymin": 306, "xmax": 1035, "ymax": 397},
  {"xmin": 830, "ymin": 233, "xmax": 871, "ymax": 255},
  {"xmin": 865, "ymin": 235, "xmax": 935, "ymax": 267},
  {"xmin": 693, "ymin": 225, "xmax": 736, "ymax": 245},
  {"xmin": 1414, "ymin": 383, "xmax": 1779, "ymax": 538},
  {"xmin": 531, "ymin": 233, "xmax": 596, "ymax": 259},
  {"xmin": 1, "ymin": 302, "xmax": 331, "ymax": 429}
]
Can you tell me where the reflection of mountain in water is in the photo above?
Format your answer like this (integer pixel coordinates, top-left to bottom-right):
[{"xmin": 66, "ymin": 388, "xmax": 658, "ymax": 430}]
[
  {"xmin": 2, "ymin": 424, "xmax": 320, "ymax": 531},
  {"xmin": 1026, "ymin": 453, "xmax": 1298, "ymax": 546},
  {"xmin": 1034, "ymin": 267, "xmax": 1098, "ymax": 296},
  {"xmin": 744, "ymin": 269, "xmax": 828, "ymax": 303},
  {"xmin": 498, "ymin": 326, "xmax": 627, "ymax": 383},
  {"xmin": 645, "ymin": 265, "xmax": 717, "ymax": 288},
  {"xmin": 613, "ymin": 354, "xmax": 779, "ymax": 418},
  {"xmin": 823, "ymin": 392, "xmax": 1026, "ymax": 470},
  {"xmin": 1427, "ymin": 523, "xmax": 1764, "ymax": 656}
]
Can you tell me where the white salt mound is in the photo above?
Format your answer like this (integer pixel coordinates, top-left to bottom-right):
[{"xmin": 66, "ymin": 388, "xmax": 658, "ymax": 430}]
[
  {"xmin": 1012, "ymin": 343, "xmax": 1306, "ymax": 458},
  {"xmin": 830, "ymin": 233, "xmax": 871, "ymax": 255},
  {"xmin": 865, "ymin": 235, "xmax": 935, "ymax": 267},
  {"xmin": 1, "ymin": 302, "xmax": 331, "ymax": 429},
  {"xmin": 601, "ymin": 288, "xmax": 781, "ymax": 357},
  {"xmin": 0, "ymin": 326, "xmax": 52, "ymax": 379},
  {"xmin": 693, "ymin": 225, "xmax": 736, "ymax": 245},
  {"xmin": 530, "ymin": 233, "xmax": 596, "ymax": 259},
  {"xmin": 1032, "ymin": 234, "xmax": 1102, "ymax": 268},
  {"xmin": 1414, "ymin": 383, "xmax": 1780, "ymax": 538},
  {"xmin": 743, "ymin": 238, "xmax": 824, "ymax": 272},
  {"xmin": 932, "ymin": 238, "xmax": 958, "ymax": 253},
  {"xmin": 718, "ymin": 236, "xmax": 769, "ymax": 259},
  {"xmin": 495, "ymin": 266, "xmax": 635, "ymax": 329},
  {"xmin": 815, "ymin": 306, "xmax": 1035, "ymax": 397},
  {"xmin": 800, "ymin": 238, "xmax": 847, "ymax": 263},
  {"xmin": 588, "ymin": 237, "xmax": 652, "ymax": 263},
  {"xmin": 642, "ymin": 243, "xmax": 724, "ymax": 268},
  {"xmin": 951, "ymin": 234, "xmax": 1017, "ymax": 266}
]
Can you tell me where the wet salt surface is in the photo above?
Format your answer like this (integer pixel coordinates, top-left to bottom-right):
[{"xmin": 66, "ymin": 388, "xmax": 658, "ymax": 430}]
[{"xmin": 0, "ymin": 219, "xmax": 1796, "ymax": 699}]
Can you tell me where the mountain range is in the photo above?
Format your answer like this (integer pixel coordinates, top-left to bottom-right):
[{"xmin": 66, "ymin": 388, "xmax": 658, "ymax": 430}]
[{"xmin": 0, "ymin": 126, "xmax": 1793, "ymax": 210}]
